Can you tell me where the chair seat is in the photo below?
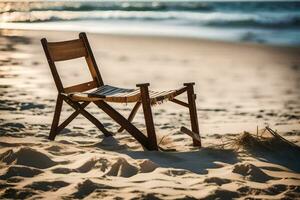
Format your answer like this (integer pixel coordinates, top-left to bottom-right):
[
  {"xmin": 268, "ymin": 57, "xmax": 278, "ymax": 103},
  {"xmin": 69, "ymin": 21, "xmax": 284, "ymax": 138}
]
[{"xmin": 68, "ymin": 85, "xmax": 184, "ymax": 103}]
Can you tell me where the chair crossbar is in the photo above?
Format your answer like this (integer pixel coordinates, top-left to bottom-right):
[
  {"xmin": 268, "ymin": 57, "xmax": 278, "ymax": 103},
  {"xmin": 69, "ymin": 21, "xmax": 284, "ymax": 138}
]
[
  {"xmin": 61, "ymin": 95, "xmax": 112, "ymax": 137},
  {"xmin": 56, "ymin": 101, "xmax": 90, "ymax": 133}
]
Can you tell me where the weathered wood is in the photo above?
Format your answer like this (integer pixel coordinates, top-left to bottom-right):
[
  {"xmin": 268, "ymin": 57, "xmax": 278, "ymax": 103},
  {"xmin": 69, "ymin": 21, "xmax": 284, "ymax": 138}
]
[
  {"xmin": 49, "ymin": 94, "xmax": 63, "ymax": 140},
  {"xmin": 170, "ymin": 98, "xmax": 189, "ymax": 108},
  {"xmin": 138, "ymin": 83, "xmax": 158, "ymax": 150},
  {"xmin": 185, "ymin": 83, "xmax": 201, "ymax": 147},
  {"xmin": 94, "ymin": 100, "xmax": 151, "ymax": 150},
  {"xmin": 56, "ymin": 101, "xmax": 90, "ymax": 133},
  {"xmin": 64, "ymin": 80, "xmax": 98, "ymax": 93},
  {"xmin": 41, "ymin": 38, "xmax": 64, "ymax": 92},
  {"xmin": 180, "ymin": 126, "xmax": 201, "ymax": 144},
  {"xmin": 47, "ymin": 39, "xmax": 87, "ymax": 62},
  {"xmin": 61, "ymin": 95, "xmax": 112, "ymax": 137},
  {"xmin": 80, "ymin": 32, "xmax": 104, "ymax": 86},
  {"xmin": 118, "ymin": 102, "xmax": 141, "ymax": 133},
  {"xmin": 69, "ymin": 84, "xmax": 184, "ymax": 103}
]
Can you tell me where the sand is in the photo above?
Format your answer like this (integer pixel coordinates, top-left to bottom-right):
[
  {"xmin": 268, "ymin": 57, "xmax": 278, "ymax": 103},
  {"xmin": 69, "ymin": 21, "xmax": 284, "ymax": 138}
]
[{"xmin": 0, "ymin": 29, "xmax": 299, "ymax": 199}]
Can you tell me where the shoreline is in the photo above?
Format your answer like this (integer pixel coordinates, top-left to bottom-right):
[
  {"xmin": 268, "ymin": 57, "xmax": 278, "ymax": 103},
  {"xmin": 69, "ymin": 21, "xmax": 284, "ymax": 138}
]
[{"xmin": 2, "ymin": 27, "xmax": 300, "ymax": 50}]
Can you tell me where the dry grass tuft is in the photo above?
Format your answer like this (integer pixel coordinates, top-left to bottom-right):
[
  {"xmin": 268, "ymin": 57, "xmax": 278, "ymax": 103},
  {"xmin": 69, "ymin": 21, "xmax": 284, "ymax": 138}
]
[{"xmin": 215, "ymin": 127, "xmax": 300, "ymax": 153}]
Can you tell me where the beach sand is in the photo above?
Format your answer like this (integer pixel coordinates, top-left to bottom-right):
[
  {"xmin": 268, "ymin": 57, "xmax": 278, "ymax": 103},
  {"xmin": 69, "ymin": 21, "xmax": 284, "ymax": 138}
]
[{"xmin": 0, "ymin": 29, "xmax": 299, "ymax": 199}]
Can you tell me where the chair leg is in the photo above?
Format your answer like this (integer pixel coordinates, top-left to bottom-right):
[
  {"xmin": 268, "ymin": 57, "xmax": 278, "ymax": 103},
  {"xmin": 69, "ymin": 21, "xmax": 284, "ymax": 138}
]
[
  {"xmin": 94, "ymin": 100, "xmax": 150, "ymax": 150},
  {"xmin": 49, "ymin": 94, "xmax": 63, "ymax": 140},
  {"xmin": 56, "ymin": 101, "xmax": 90, "ymax": 133},
  {"xmin": 61, "ymin": 96, "xmax": 112, "ymax": 137},
  {"xmin": 137, "ymin": 83, "xmax": 158, "ymax": 151},
  {"xmin": 184, "ymin": 83, "xmax": 201, "ymax": 147},
  {"xmin": 117, "ymin": 102, "xmax": 141, "ymax": 133}
]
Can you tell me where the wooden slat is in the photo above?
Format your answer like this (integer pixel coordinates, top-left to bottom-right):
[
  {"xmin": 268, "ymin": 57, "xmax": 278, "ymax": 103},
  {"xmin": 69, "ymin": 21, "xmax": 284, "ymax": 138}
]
[
  {"xmin": 64, "ymin": 80, "xmax": 97, "ymax": 93},
  {"xmin": 48, "ymin": 39, "xmax": 87, "ymax": 62},
  {"xmin": 68, "ymin": 85, "xmax": 185, "ymax": 104}
]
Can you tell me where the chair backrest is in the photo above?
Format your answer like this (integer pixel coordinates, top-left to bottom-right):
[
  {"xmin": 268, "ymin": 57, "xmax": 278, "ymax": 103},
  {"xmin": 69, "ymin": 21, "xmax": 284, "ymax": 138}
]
[{"xmin": 41, "ymin": 32, "xmax": 104, "ymax": 93}]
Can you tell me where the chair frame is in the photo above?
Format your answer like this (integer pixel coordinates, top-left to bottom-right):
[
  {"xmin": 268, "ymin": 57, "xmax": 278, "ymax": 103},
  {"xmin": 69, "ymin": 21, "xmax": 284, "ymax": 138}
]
[{"xmin": 41, "ymin": 32, "xmax": 201, "ymax": 151}]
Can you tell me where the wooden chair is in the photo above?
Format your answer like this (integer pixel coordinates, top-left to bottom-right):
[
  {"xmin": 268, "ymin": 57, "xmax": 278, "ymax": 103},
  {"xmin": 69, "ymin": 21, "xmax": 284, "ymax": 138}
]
[{"xmin": 41, "ymin": 32, "xmax": 201, "ymax": 151}]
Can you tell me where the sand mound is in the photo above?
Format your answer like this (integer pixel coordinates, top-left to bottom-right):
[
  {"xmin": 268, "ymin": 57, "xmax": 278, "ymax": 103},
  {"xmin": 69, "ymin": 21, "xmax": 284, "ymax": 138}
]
[
  {"xmin": 204, "ymin": 177, "xmax": 231, "ymax": 186},
  {"xmin": 25, "ymin": 181, "xmax": 70, "ymax": 192},
  {"xmin": 76, "ymin": 158, "xmax": 98, "ymax": 173},
  {"xmin": 72, "ymin": 179, "xmax": 114, "ymax": 199},
  {"xmin": 0, "ymin": 165, "xmax": 43, "ymax": 180},
  {"xmin": 232, "ymin": 163, "xmax": 273, "ymax": 183},
  {"xmin": 138, "ymin": 159, "xmax": 159, "ymax": 173},
  {"xmin": 45, "ymin": 145, "xmax": 63, "ymax": 152},
  {"xmin": 106, "ymin": 158, "xmax": 139, "ymax": 177},
  {"xmin": 0, "ymin": 147, "xmax": 57, "ymax": 169},
  {"xmin": 205, "ymin": 189, "xmax": 240, "ymax": 200}
]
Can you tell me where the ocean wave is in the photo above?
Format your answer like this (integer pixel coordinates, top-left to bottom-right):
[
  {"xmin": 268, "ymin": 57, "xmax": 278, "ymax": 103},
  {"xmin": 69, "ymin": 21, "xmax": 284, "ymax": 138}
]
[
  {"xmin": 1, "ymin": 10, "xmax": 300, "ymax": 29},
  {"xmin": 1, "ymin": 1, "xmax": 299, "ymax": 14},
  {"xmin": 206, "ymin": 17, "xmax": 300, "ymax": 28},
  {"xmin": 0, "ymin": 1, "xmax": 213, "ymax": 13},
  {"xmin": 203, "ymin": 12, "xmax": 300, "ymax": 28}
]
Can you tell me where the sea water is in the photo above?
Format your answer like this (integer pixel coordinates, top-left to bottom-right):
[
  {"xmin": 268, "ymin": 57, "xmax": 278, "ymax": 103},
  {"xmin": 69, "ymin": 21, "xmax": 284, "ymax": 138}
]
[{"xmin": 0, "ymin": 0, "xmax": 299, "ymax": 46}]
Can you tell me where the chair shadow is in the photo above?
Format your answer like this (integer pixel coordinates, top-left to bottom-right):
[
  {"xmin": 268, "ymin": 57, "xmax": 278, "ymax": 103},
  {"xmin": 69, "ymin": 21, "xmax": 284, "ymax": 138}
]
[
  {"xmin": 97, "ymin": 136, "xmax": 299, "ymax": 174},
  {"xmin": 244, "ymin": 146, "xmax": 300, "ymax": 173},
  {"xmin": 118, "ymin": 147, "xmax": 239, "ymax": 174}
]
